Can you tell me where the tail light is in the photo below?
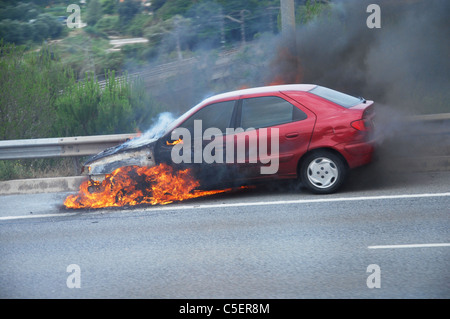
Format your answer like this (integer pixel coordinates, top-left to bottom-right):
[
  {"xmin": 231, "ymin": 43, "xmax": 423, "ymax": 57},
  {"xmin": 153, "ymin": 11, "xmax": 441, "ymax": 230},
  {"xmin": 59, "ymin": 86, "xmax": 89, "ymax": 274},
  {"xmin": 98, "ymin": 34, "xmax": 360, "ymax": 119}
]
[
  {"xmin": 351, "ymin": 106, "xmax": 374, "ymax": 131},
  {"xmin": 351, "ymin": 119, "xmax": 369, "ymax": 131}
]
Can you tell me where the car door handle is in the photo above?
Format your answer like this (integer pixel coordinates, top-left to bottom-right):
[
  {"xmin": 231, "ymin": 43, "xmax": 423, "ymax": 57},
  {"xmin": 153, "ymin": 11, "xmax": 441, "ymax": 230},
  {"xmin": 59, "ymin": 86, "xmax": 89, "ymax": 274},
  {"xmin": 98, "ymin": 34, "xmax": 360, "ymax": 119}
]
[{"xmin": 285, "ymin": 132, "xmax": 299, "ymax": 138}]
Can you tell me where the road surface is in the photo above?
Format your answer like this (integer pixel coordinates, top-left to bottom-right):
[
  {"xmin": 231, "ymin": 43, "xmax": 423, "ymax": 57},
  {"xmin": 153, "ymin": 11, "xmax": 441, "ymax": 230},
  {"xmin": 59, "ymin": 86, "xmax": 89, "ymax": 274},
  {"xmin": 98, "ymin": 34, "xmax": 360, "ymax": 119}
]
[{"xmin": 0, "ymin": 166, "xmax": 449, "ymax": 299}]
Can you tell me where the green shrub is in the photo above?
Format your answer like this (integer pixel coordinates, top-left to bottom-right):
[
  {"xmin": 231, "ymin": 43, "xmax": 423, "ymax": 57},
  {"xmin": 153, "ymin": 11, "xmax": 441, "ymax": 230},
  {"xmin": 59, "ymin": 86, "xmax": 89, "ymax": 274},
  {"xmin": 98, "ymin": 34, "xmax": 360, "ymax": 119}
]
[
  {"xmin": 54, "ymin": 70, "xmax": 161, "ymax": 136},
  {"xmin": 0, "ymin": 42, "xmax": 72, "ymax": 140},
  {"xmin": 95, "ymin": 15, "xmax": 120, "ymax": 34},
  {"xmin": 126, "ymin": 13, "xmax": 153, "ymax": 37}
]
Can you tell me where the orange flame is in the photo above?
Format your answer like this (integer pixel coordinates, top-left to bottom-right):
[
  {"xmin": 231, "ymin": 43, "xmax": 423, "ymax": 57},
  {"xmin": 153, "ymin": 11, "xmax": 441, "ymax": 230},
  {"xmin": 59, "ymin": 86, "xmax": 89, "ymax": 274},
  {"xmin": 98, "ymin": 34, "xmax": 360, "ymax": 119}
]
[
  {"xmin": 64, "ymin": 163, "xmax": 238, "ymax": 209},
  {"xmin": 135, "ymin": 128, "xmax": 142, "ymax": 138},
  {"xmin": 166, "ymin": 138, "xmax": 183, "ymax": 146}
]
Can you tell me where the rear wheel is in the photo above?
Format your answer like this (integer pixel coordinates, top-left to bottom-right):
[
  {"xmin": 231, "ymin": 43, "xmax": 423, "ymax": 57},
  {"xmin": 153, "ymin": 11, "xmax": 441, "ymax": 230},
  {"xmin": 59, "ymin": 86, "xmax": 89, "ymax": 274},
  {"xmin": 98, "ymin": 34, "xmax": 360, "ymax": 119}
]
[{"xmin": 300, "ymin": 150, "xmax": 348, "ymax": 194}]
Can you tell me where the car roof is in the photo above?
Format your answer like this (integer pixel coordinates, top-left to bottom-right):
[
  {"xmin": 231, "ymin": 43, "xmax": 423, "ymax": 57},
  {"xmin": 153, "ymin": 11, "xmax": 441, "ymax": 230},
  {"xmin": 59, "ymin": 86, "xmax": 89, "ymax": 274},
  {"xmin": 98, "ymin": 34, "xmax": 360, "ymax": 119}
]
[
  {"xmin": 162, "ymin": 84, "xmax": 319, "ymax": 136},
  {"xmin": 202, "ymin": 84, "xmax": 317, "ymax": 104}
]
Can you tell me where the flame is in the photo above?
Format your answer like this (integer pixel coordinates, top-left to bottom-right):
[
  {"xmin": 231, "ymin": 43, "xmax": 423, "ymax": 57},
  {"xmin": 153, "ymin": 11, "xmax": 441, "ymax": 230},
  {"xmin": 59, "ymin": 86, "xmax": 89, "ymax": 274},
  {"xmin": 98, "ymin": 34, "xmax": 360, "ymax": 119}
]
[
  {"xmin": 166, "ymin": 138, "xmax": 183, "ymax": 146},
  {"xmin": 64, "ymin": 163, "xmax": 239, "ymax": 209},
  {"xmin": 135, "ymin": 128, "xmax": 142, "ymax": 138}
]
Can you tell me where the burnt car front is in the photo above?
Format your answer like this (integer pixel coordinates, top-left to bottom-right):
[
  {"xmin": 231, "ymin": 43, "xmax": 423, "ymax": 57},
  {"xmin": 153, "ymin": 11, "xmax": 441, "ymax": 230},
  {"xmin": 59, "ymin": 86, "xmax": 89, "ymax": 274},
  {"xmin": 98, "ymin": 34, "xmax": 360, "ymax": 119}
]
[
  {"xmin": 81, "ymin": 111, "xmax": 187, "ymax": 183},
  {"xmin": 81, "ymin": 137, "xmax": 158, "ymax": 182}
]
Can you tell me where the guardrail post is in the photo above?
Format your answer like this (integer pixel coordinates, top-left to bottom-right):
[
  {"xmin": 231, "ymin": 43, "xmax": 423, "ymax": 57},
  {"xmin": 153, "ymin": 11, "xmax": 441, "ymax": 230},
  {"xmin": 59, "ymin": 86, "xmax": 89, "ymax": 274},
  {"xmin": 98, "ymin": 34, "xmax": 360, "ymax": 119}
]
[{"xmin": 72, "ymin": 157, "xmax": 81, "ymax": 176}]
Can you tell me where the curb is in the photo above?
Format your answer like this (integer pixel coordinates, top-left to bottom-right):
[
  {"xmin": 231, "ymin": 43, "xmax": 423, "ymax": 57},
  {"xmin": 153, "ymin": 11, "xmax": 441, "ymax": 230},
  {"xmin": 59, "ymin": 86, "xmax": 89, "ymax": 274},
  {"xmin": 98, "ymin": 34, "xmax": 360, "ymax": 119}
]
[
  {"xmin": 0, "ymin": 176, "xmax": 86, "ymax": 195},
  {"xmin": 0, "ymin": 155, "xmax": 449, "ymax": 196}
]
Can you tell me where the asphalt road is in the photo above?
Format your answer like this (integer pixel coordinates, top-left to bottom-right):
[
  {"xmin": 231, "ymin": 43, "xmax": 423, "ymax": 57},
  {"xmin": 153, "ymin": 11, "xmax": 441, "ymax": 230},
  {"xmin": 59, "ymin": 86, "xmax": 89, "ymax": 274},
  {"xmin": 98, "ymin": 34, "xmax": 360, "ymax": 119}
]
[{"xmin": 0, "ymin": 166, "xmax": 449, "ymax": 299}]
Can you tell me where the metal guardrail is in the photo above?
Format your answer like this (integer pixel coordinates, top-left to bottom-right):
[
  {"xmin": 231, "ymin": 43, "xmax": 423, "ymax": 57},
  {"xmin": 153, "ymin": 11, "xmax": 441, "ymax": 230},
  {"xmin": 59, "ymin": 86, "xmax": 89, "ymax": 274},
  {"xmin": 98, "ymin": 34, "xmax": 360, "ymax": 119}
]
[
  {"xmin": 0, "ymin": 133, "xmax": 138, "ymax": 160},
  {"xmin": 0, "ymin": 113, "xmax": 447, "ymax": 195},
  {"xmin": 409, "ymin": 113, "xmax": 450, "ymax": 122},
  {"xmin": 0, "ymin": 113, "xmax": 448, "ymax": 166}
]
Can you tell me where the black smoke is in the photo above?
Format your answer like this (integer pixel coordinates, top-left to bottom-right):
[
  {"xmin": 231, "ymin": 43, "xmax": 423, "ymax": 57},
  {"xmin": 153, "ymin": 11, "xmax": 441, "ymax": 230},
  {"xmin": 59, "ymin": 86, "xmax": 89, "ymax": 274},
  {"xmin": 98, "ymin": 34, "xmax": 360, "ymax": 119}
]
[
  {"xmin": 265, "ymin": 0, "xmax": 450, "ymax": 190},
  {"xmin": 128, "ymin": 0, "xmax": 449, "ymax": 191},
  {"xmin": 271, "ymin": 0, "xmax": 450, "ymax": 115}
]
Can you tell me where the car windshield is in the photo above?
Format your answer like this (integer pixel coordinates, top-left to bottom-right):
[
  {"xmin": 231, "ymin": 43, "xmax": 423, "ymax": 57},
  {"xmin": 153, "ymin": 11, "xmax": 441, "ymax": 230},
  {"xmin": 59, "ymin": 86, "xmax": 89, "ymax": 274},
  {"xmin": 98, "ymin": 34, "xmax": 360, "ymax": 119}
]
[
  {"xmin": 309, "ymin": 86, "xmax": 363, "ymax": 108},
  {"xmin": 160, "ymin": 103, "xmax": 201, "ymax": 137}
]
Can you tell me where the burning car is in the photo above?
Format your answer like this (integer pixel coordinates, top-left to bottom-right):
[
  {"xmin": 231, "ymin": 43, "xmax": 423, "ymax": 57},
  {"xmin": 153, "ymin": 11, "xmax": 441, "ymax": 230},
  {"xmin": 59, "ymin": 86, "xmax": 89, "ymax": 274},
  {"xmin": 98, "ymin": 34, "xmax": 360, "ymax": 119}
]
[{"xmin": 80, "ymin": 84, "xmax": 375, "ymax": 197}]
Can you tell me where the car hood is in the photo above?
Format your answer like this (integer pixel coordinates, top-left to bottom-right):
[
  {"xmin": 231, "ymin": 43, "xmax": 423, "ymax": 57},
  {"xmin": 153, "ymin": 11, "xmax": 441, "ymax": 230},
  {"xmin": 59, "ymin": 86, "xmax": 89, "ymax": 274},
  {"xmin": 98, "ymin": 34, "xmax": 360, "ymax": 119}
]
[{"xmin": 82, "ymin": 137, "xmax": 158, "ymax": 177}]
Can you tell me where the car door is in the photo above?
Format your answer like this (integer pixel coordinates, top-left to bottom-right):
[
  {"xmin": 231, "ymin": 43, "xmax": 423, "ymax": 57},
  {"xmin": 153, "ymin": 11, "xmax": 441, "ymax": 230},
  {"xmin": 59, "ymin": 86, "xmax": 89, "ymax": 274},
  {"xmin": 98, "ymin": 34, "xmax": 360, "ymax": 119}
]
[
  {"xmin": 156, "ymin": 99, "xmax": 239, "ymax": 187},
  {"xmin": 231, "ymin": 94, "xmax": 316, "ymax": 180}
]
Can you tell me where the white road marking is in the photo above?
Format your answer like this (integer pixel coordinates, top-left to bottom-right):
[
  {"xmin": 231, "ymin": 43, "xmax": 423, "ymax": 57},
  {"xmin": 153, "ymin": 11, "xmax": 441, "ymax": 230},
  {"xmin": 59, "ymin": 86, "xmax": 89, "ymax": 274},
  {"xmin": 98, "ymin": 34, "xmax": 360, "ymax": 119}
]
[
  {"xmin": 0, "ymin": 212, "xmax": 77, "ymax": 221},
  {"xmin": 368, "ymin": 243, "xmax": 450, "ymax": 249},
  {"xmin": 1, "ymin": 192, "xmax": 449, "ymax": 221}
]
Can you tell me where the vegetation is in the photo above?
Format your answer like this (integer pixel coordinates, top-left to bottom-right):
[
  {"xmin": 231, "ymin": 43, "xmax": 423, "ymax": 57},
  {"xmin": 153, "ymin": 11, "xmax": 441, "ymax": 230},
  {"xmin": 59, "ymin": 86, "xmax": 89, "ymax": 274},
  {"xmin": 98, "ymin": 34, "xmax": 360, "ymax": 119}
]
[
  {"xmin": 5, "ymin": 0, "xmax": 414, "ymax": 181},
  {"xmin": 0, "ymin": 1, "xmax": 331, "ymax": 79},
  {"xmin": 0, "ymin": 42, "xmax": 67, "ymax": 140},
  {"xmin": 0, "ymin": 0, "xmax": 342, "ymax": 180},
  {"xmin": 0, "ymin": 41, "xmax": 161, "ymax": 179},
  {"xmin": 55, "ymin": 70, "xmax": 161, "ymax": 136},
  {"xmin": 0, "ymin": 2, "xmax": 66, "ymax": 45},
  {"xmin": 86, "ymin": 0, "xmax": 103, "ymax": 27},
  {"xmin": 0, "ymin": 0, "xmax": 304, "ymax": 135},
  {"xmin": 1, "ymin": 40, "xmax": 161, "ymax": 137},
  {"xmin": 1, "ymin": 1, "xmax": 447, "ymax": 181}
]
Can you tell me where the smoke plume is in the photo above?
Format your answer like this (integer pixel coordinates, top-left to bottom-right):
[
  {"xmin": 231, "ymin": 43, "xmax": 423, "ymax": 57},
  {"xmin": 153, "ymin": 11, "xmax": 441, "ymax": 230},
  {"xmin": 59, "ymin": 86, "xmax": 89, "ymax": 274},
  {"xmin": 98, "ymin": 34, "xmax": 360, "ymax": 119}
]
[
  {"xmin": 125, "ymin": 0, "xmax": 449, "ymax": 188},
  {"xmin": 124, "ymin": 112, "xmax": 176, "ymax": 148},
  {"xmin": 270, "ymin": 0, "xmax": 449, "ymax": 115},
  {"xmin": 266, "ymin": 0, "xmax": 450, "ymax": 187}
]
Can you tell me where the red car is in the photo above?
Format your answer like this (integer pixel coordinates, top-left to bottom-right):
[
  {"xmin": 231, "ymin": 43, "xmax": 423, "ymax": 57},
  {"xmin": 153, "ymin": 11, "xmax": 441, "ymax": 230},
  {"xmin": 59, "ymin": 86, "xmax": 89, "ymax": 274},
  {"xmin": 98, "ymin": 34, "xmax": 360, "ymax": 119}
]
[{"xmin": 83, "ymin": 84, "xmax": 375, "ymax": 194}]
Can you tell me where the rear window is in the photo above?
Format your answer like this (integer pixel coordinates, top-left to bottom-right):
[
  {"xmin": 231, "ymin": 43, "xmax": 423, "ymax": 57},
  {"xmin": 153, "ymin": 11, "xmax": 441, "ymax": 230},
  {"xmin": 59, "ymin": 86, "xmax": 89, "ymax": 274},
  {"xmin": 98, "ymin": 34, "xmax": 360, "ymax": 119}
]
[{"xmin": 309, "ymin": 86, "xmax": 363, "ymax": 108}]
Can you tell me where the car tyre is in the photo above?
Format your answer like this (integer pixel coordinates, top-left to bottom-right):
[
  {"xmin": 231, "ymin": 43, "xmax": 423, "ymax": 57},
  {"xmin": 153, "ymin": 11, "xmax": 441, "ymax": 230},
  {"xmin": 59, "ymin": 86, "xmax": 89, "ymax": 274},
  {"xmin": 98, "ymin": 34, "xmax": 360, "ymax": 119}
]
[{"xmin": 300, "ymin": 150, "xmax": 348, "ymax": 194}]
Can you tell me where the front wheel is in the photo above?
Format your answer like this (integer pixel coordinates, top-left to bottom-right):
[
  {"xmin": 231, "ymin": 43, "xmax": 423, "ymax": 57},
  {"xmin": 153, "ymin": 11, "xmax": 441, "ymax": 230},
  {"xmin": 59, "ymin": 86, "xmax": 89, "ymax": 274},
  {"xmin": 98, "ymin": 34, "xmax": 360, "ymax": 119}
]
[{"xmin": 300, "ymin": 151, "xmax": 348, "ymax": 194}]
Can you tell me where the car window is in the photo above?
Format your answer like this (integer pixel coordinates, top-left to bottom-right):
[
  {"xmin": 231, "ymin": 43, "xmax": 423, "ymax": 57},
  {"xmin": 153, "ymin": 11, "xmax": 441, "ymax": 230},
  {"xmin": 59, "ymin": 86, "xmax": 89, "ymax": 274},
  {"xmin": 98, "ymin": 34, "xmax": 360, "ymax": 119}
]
[
  {"xmin": 309, "ymin": 86, "xmax": 362, "ymax": 108},
  {"xmin": 179, "ymin": 100, "xmax": 236, "ymax": 135},
  {"xmin": 240, "ymin": 96, "xmax": 306, "ymax": 129}
]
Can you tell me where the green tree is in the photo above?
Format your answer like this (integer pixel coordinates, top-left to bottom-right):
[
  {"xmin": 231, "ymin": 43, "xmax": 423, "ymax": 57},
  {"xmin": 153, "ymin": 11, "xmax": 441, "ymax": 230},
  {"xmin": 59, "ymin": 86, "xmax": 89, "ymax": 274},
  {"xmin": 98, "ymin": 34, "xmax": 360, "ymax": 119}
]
[
  {"xmin": 155, "ymin": 0, "xmax": 194, "ymax": 20},
  {"xmin": 151, "ymin": 0, "xmax": 167, "ymax": 12},
  {"xmin": 32, "ymin": 20, "xmax": 49, "ymax": 42},
  {"xmin": 54, "ymin": 71, "xmax": 161, "ymax": 136},
  {"xmin": 118, "ymin": 0, "xmax": 141, "ymax": 27},
  {"xmin": 127, "ymin": 76, "xmax": 162, "ymax": 130},
  {"xmin": 0, "ymin": 42, "xmax": 72, "ymax": 140},
  {"xmin": 54, "ymin": 72, "xmax": 102, "ymax": 136},
  {"xmin": 0, "ymin": 8, "xmax": 62, "ymax": 44},
  {"xmin": 96, "ymin": 15, "xmax": 120, "ymax": 34},
  {"xmin": 101, "ymin": 0, "xmax": 117, "ymax": 15},
  {"xmin": 36, "ymin": 13, "xmax": 63, "ymax": 39},
  {"xmin": 126, "ymin": 13, "xmax": 153, "ymax": 37},
  {"xmin": 296, "ymin": 0, "xmax": 330, "ymax": 25},
  {"xmin": 6, "ymin": 20, "xmax": 25, "ymax": 44},
  {"xmin": 86, "ymin": 0, "xmax": 103, "ymax": 27}
]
